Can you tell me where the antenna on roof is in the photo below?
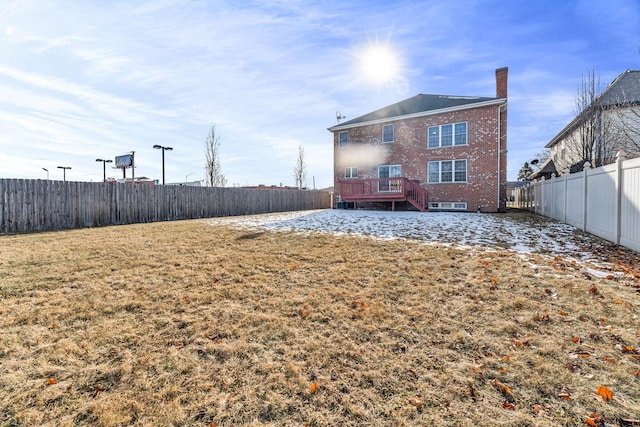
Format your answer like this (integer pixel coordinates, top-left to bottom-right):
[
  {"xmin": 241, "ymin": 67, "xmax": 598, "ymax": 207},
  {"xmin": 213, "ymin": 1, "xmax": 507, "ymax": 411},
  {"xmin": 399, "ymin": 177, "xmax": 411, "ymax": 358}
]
[{"xmin": 336, "ymin": 111, "xmax": 346, "ymax": 124}]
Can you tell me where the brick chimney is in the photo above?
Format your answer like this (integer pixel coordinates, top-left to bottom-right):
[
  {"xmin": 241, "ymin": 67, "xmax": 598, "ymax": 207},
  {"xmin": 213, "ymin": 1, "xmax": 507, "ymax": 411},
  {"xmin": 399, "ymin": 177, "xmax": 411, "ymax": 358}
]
[{"xmin": 495, "ymin": 67, "xmax": 508, "ymax": 99}]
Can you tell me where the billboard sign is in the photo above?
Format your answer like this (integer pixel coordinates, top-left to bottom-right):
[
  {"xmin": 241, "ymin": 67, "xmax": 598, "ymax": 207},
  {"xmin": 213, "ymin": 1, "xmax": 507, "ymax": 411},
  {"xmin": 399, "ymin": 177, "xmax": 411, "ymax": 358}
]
[{"xmin": 115, "ymin": 154, "xmax": 133, "ymax": 168}]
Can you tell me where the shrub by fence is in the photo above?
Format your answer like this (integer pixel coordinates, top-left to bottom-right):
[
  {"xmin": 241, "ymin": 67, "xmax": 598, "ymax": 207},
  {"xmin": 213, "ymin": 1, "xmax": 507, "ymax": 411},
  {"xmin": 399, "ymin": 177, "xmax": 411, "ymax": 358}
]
[
  {"xmin": 0, "ymin": 179, "xmax": 332, "ymax": 234},
  {"xmin": 514, "ymin": 155, "xmax": 640, "ymax": 252}
]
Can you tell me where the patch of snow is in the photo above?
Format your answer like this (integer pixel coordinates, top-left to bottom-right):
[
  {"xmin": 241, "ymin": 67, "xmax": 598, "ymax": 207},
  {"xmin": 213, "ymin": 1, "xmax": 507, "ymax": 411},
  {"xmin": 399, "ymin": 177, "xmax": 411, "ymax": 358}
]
[{"xmin": 209, "ymin": 209, "xmax": 614, "ymax": 261}]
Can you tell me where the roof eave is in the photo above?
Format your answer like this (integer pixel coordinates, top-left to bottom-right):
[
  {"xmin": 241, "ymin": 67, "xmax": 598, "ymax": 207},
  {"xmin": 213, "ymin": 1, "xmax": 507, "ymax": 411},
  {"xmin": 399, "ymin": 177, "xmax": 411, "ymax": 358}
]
[{"xmin": 327, "ymin": 98, "xmax": 507, "ymax": 132}]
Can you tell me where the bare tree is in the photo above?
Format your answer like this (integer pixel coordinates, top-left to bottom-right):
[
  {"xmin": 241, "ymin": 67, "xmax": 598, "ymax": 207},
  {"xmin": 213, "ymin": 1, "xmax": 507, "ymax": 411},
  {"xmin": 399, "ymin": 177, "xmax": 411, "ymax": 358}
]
[
  {"xmin": 613, "ymin": 90, "xmax": 640, "ymax": 158},
  {"xmin": 567, "ymin": 69, "xmax": 617, "ymax": 169},
  {"xmin": 293, "ymin": 145, "xmax": 307, "ymax": 189},
  {"xmin": 533, "ymin": 148, "xmax": 550, "ymax": 164},
  {"xmin": 204, "ymin": 124, "xmax": 227, "ymax": 187}
]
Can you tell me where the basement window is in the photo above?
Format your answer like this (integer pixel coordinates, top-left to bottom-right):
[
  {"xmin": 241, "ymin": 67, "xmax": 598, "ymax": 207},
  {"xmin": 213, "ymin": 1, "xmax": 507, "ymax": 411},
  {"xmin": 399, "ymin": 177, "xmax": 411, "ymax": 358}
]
[{"xmin": 429, "ymin": 202, "xmax": 467, "ymax": 210}]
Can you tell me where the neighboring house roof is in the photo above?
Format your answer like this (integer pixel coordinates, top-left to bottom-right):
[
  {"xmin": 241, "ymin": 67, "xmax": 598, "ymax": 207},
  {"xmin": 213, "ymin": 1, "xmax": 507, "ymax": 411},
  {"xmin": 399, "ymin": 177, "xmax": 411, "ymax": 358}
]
[
  {"xmin": 528, "ymin": 158, "xmax": 557, "ymax": 181},
  {"xmin": 507, "ymin": 181, "xmax": 530, "ymax": 190},
  {"xmin": 546, "ymin": 70, "xmax": 640, "ymax": 149},
  {"xmin": 597, "ymin": 70, "xmax": 640, "ymax": 107},
  {"xmin": 328, "ymin": 93, "xmax": 504, "ymax": 131}
]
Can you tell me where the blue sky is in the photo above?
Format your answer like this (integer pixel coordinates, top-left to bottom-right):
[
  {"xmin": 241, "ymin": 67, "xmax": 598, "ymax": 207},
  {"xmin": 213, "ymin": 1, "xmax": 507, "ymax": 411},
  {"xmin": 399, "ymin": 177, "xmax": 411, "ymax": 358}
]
[{"xmin": 1, "ymin": 0, "xmax": 639, "ymax": 187}]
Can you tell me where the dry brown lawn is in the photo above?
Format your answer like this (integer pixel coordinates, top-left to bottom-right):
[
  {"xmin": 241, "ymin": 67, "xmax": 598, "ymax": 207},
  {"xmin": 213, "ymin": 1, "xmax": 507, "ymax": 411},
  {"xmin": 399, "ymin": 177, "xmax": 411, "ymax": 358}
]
[{"xmin": 1, "ymin": 216, "xmax": 639, "ymax": 426}]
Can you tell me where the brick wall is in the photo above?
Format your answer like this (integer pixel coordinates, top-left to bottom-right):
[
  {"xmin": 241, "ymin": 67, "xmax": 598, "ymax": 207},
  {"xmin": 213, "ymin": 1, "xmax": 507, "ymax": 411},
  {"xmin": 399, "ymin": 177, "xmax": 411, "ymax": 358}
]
[{"xmin": 333, "ymin": 103, "xmax": 508, "ymax": 212}]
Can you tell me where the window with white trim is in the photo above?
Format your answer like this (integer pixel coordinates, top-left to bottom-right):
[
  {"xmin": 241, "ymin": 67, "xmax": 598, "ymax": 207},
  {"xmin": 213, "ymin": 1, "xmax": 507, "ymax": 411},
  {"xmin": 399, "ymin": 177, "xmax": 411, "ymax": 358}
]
[
  {"xmin": 338, "ymin": 131, "xmax": 348, "ymax": 147},
  {"xmin": 382, "ymin": 124, "xmax": 394, "ymax": 143},
  {"xmin": 428, "ymin": 160, "xmax": 467, "ymax": 183},
  {"xmin": 345, "ymin": 167, "xmax": 358, "ymax": 178},
  {"xmin": 428, "ymin": 122, "xmax": 467, "ymax": 148},
  {"xmin": 429, "ymin": 202, "xmax": 467, "ymax": 210},
  {"xmin": 378, "ymin": 164, "xmax": 402, "ymax": 192}
]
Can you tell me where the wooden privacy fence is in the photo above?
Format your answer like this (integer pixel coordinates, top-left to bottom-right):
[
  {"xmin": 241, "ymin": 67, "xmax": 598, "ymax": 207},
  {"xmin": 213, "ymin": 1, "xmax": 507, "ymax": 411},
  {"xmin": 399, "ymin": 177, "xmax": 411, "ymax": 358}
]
[
  {"xmin": 0, "ymin": 179, "xmax": 332, "ymax": 234},
  {"xmin": 513, "ymin": 155, "xmax": 640, "ymax": 252}
]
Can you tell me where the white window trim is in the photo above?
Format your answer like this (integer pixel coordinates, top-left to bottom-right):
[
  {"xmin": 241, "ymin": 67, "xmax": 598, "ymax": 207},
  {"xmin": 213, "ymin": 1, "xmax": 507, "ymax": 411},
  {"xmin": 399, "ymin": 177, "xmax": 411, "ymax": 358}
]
[
  {"xmin": 428, "ymin": 122, "xmax": 468, "ymax": 148},
  {"xmin": 382, "ymin": 124, "xmax": 394, "ymax": 143},
  {"xmin": 344, "ymin": 167, "xmax": 358, "ymax": 178},
  {"xmin": 429, "ymin": 202, "xmax": 468, "ymax": 210},
  {"xmin": 428, "ymin": 159, "xmax": 468, "ymax": 183},
  {"xmin": 378, "ymin": 164, "xmax": 402, "ymax": 192},
  {"xmin": 338, "ymin": 131, "xmax": 348, "ymax": 147}
]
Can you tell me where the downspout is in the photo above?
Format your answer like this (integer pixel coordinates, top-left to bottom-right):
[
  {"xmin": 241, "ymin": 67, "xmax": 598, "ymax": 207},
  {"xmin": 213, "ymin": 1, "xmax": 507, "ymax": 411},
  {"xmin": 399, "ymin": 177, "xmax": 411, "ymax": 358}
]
[
  {"xmin": 497, "ymin": 104, "xmax": 501, "ymax": 211},
  {"xmin": 497, "ymin": 102, "xmax": 506, "ymax": 212}
]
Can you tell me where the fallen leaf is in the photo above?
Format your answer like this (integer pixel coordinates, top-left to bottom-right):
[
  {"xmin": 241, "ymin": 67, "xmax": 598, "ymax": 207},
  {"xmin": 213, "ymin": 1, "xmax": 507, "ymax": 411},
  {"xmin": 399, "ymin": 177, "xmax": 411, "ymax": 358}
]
[
  {"xmin": 91, "ymin": 385, "xmax": 106, "ymax": 398},
  {"xmin": 502, "ymin": 401, "xmax": 515, "ymax": 410},
  {"xmin": 589, "ymin": 286, "xmax": 599, "ymax": 294},
  {"xmin": 585, "ymin": 418, "xmax": 597, "ymax": 427},
  {"xmin": 572, "ymin": 337, "xmax": 581, "ymax": 343},
  {"xmin": 606, "ymin": 275, "xmax": 615, "ymax": 280},
  {"xmin": 597, "ymin": 385, "xmax": 613, "ymax": 401},
  {"xmin": 310, "ymin": 382, "xmax": 318, "ymax": 394},
  {"xmin": 498, "ymin": 369, "xmax": 507, "ymax": 374},
  {"xmin": 602, "ymin": 357, "xmax": 616, "ymax": 363},
  {"xmin": 634, "ymin": 370, "xmax": 639, "ymax": 377},
  {"xmin": 408, "ymin": 397, "xmax": 423, "ymax": 407},
  {"xmin": 532, "ymin": 404, "xmax": 543, "ymax": 414},
  {"xmin": 613, "ymin": 299, "xmax": 623, "ymax": 304},
  {"xmin": 493, "ymin": 379, "xmax": 512, "ymax": 395},
  {"xmin": 46, "ymin": 378, "xmax": 57, "ymax": 385},
  {"xmin": 559, "ymin": 310, "xmax": 568, "ymax": 316},
  {"xmin": 558, "ymin": 392, "xmax": 571, "ymax": 400},
  {"xmin": 501, "ymin": 355, "xmax": 510, "ymax": 362},
  {"xmin": 511, "ymin": 339, "xmax": 528, "ymax": 349},
  {"xmin": 622, "ymin": 346, "xmax": 634, "ymax": 353},
  {"xmin": 300, "ymin": 310, "xmax": 308, "ymax": 319}
]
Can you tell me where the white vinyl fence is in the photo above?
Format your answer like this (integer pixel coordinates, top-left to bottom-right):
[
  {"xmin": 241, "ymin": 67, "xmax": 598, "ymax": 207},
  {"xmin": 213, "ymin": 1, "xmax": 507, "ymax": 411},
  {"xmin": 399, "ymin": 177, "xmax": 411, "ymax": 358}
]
[{"xmin": 514, "ymin": 155, "xmax": 640, "ymax": 252}]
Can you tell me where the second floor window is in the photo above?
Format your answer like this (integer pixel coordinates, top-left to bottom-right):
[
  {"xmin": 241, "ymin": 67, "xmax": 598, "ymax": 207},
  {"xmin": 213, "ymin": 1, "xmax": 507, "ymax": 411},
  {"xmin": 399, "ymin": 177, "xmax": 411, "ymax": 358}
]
[
  {"xmin": 428, "ymin": 122, "xmax": 467, "ymax": 148},
  {"xmin": 382, "ymin": 124, "xmax": 394, "ymax": 143},
  {"xmin": 345, "ymin": 167, "xmax": 358, "ymax": 178},
  {"xmin": 339, "ymin": 131, "xmax": 348, "ymax": 147}
]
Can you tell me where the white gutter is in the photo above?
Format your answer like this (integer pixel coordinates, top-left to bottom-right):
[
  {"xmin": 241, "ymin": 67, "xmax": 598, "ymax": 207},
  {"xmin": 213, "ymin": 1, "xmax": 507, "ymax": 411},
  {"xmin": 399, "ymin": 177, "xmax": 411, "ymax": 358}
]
[
  {"xmin": 328, "ymin": 98, "xmax": 506, "ymax": 132},
  {"xmin": 497, "ymin": 102, "xmax": 507, "ymax": 211}
]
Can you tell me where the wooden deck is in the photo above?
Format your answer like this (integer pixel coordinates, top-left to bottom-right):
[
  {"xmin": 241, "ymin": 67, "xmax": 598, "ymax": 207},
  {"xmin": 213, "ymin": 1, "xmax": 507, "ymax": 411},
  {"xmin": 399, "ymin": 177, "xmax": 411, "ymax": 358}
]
[{"xmin": 338, "ymin": 178, "xmax": 428, "ymax": 211}]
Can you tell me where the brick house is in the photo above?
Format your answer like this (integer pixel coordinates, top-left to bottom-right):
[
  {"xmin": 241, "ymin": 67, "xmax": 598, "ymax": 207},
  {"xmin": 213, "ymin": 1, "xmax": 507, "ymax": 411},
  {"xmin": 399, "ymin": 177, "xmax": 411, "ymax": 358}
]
[{"xmin": 328, "ymin": 67, "xmax": 508, "ymax": 212}]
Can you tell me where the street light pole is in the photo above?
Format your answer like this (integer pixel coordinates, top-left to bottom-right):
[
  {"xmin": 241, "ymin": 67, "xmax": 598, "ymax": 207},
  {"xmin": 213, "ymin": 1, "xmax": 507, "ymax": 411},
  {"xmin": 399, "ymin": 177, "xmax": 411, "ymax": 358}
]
[
  {"xmin": 57, "ymin": 166, "xmax": 71, "ymax": 181},
  {"xmin": 186, "ymin": 172, "xmax": 194, "ymax": 183},
  {"xmin": 42, "ymin": 168, "xmax": 49, "ymax": 180},
  {"xmin": 96, "ymin": 158, "xmax": 113, "ymax": 182},
  {"xmin": 153, "ymin": 145, "xmax": 173, "ymax": 185}
]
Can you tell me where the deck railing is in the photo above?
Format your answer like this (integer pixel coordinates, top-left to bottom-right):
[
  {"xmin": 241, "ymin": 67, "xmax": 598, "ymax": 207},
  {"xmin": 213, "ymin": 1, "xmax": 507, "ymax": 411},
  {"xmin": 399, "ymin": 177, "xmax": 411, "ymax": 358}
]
[{"xmin": 338, "ymin": 177, "xmax": 428, "ymax": 211}]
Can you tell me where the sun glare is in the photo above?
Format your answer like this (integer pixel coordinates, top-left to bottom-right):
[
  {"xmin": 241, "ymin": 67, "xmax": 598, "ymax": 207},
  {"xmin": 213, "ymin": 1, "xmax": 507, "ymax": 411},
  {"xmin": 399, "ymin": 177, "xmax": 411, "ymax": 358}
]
[{"xmin": 359, "ymin": 43, "xmax": 400, "ymax": 84}]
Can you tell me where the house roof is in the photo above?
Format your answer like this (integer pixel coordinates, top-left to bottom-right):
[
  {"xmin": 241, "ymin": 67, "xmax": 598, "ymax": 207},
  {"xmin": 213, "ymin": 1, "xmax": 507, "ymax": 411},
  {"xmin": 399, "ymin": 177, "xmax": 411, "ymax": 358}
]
[
  {"xmin": 328, "ymin": 93, "xmax": 503, "ymax": 131},
  {"xmin": 546, "ymin": 70, "xmax": 640, "ymax": 149},
  {"xmin": 597, "ymin": 70, "xmax": 640, "ymax": 107},
  {"xmin": 528, "ymin": 158, "xmax": 557, "ymax": 181},
  {"xmin": 507, "ymin": 181, "xmax": 530, "ymax": 190}
]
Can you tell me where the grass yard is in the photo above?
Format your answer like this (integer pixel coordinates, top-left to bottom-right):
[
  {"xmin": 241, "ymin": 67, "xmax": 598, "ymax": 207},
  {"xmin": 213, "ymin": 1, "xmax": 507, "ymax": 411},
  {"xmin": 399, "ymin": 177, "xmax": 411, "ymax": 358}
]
[{"xmin": 0, "ymin": 217, "xmax": 639, "ymax": 426}]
